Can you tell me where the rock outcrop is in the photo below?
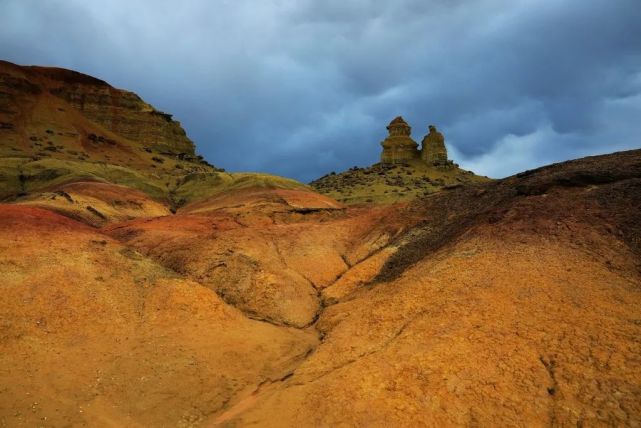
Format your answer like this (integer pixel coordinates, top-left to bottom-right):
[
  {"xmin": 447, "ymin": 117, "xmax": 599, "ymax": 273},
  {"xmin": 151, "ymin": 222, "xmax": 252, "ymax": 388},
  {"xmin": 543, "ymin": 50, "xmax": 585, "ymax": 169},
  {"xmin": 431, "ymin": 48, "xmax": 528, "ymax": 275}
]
[
  {"xmin": 48, "ymin": 78, "xmax": 194, "ymax": 155},
  {"xmin": 421, "ymin": 124, "xmax": 451, "ymax": 167},
  {"xmin": 0, "ymin": 61, "xmax": 316, "ymax": 212},
  {"xmin": 312, "ymin": 117, "xmax": 483, "ymax": 204},
  {"xmin": 0, "ymin": 60, "xmax": 220, "ymax": 202},
  {"xmin": 0, "ymin": 60, "xmax": 195, "ymax": 156},
  {"xmin": 313, "ymin": 117, "xmax": 487, "ymax": 204},
  {"xmin": 380, "ymin": 116, "xmax": 419, "ymax": 164},
  {"xmin": 379, "ymin": 117, "xmax": 454, "ymax": 168}
]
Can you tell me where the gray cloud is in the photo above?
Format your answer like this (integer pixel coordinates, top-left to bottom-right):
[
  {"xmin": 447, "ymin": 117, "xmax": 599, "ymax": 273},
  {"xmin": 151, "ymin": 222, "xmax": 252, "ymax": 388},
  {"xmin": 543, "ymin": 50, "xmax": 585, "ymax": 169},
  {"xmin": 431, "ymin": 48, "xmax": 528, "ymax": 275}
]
[{"xmin": 1, "ymin": 0, "xmax": 640, "ymax": 181}]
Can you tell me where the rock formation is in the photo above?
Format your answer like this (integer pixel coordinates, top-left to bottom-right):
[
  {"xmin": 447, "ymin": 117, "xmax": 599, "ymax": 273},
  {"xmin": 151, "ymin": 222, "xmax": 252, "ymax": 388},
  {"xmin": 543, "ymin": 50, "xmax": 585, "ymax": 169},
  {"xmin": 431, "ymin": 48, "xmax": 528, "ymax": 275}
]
[
  {"xmin": 313, "ymin": 117, "xmax": 485, "ymax": 204},
  {"xmin": 421, "ymin": 124, "xmax": 450, "ymax": 166},
  {"xmin": 380, "ymin": 117, "xmax": 453, "ymax": 168},
  {"xmin": 380, "ymin": 116, "xmax": 420, "ymax": 164},
  {"xmin": 49, "ymin": 80, "xmax": 194, "ymax": 155},
  {"xmin": 0, "ymin": 60, "xmax": 195, "ymax": 156}
]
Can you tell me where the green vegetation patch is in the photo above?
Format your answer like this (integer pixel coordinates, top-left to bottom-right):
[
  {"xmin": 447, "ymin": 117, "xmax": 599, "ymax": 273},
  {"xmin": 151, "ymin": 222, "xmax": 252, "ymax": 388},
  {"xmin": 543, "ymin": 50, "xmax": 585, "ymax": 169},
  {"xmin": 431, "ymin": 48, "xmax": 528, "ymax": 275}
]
[{"xmin": 172, "ymin": 171, "xmax": 308, "ymax": 208}]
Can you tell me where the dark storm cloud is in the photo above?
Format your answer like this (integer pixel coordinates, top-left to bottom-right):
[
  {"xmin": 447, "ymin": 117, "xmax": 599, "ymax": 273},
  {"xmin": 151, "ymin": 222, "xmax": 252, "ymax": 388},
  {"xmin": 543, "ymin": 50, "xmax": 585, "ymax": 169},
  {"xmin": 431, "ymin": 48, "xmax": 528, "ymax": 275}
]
[{"xmin": 1, "ymin": 0, "xmax": 640, "ymax": 181}]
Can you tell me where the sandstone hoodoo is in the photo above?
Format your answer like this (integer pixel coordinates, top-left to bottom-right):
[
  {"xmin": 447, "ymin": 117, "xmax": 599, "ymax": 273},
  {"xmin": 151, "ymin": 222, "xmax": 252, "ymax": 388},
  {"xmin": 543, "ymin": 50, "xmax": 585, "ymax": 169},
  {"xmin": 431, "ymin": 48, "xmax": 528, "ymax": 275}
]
[
  {"xmin": 379, "ymin": 116, "xmax": 420, "ymax": 163},
  {"xmin": 380, "ymin": 116, "xmax": 452, "ymax": 168},
  {"xmin": 421, "ymin": 124, "xmax": 450, "ymax": 166}
]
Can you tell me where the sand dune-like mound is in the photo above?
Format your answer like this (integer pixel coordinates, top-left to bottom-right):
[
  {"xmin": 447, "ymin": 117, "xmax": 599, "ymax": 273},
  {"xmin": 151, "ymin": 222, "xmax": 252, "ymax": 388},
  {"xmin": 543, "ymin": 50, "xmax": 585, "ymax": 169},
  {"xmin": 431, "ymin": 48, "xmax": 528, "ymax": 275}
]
[{"xmin": 0, "ymin": 205, "xmax": 317, "ymax": 426}]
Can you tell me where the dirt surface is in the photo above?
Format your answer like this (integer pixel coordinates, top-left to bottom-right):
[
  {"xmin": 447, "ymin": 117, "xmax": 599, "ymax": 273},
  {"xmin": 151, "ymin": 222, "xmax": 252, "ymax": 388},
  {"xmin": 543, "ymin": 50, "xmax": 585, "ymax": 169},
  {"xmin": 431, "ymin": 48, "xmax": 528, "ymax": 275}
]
[
  {"xmin": 2, "ymin": 149, "xmax": 640, "ymax": 426},
  {"xmin": 0, "ymin": 205, "xmax": 317, "ymax": 427},
  {"xmin": 104, "ymin": 187, "xmax": 412, "ymax": 328},
  {"xmin": 377, "ymin": 148, "xmax": 641, "ymax": 282},
  {"xmin": 224, "ymin": 149, "xmax": 641, "ymax": 427},
  {"xmin": 14, "ymin": 181, "xmax": 172, "ymax": 226}
]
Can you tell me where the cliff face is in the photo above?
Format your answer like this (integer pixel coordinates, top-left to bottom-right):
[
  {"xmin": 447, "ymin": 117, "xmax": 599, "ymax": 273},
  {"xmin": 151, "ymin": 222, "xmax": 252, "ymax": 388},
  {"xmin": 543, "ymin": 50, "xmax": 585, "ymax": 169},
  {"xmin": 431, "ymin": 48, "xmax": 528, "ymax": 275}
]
[
  {"xmin": 0, "ymin": 60, "xmax": 223, "ymax": 203},
  {"xmin": 0, "ymin": 60, "xmax": 195, "ymax": 156},
  {"xmin": 47, "ymin": 77, "xmax": 194, "ymax": 155}
]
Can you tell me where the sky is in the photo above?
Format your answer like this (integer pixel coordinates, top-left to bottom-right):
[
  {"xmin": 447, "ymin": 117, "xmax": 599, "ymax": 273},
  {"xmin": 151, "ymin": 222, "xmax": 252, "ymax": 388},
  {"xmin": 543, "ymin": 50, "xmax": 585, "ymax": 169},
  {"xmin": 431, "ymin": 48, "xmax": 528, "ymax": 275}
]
[{"xmin": 1, "ymin": 0, "xmax": 640, "ymax": 182}]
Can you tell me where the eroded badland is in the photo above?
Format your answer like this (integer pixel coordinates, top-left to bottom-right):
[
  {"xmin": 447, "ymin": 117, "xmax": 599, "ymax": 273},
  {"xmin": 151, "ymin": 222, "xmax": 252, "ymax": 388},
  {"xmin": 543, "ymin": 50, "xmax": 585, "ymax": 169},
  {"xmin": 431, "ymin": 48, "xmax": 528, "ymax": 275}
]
[{"xmin": 1, "ymin": 60, "xmax": 640, "ymax": 427}]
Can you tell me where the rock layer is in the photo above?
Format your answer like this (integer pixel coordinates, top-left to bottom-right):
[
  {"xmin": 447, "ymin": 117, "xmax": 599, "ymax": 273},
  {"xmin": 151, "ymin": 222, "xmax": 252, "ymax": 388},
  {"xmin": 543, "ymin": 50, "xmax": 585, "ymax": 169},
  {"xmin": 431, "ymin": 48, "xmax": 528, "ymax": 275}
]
[{"xmin": 0, "ymin": 60, "xmax": 195, "ymax": 157}]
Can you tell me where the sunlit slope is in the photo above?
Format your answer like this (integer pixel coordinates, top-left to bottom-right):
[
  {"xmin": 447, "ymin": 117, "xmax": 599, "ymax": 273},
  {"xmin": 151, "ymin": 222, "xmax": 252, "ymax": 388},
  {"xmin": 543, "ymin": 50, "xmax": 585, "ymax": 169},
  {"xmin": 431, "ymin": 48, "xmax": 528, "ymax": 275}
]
[{"xmin": 223, "ymin": 149, "xmax": 641, "ymax": 426}]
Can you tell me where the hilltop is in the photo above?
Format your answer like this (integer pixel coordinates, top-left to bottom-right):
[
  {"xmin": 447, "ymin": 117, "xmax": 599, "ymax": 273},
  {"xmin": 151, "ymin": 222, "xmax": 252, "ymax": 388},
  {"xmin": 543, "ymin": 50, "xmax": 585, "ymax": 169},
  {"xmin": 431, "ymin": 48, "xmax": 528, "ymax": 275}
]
[
  {"xmin": 311, "ymin": 117, "xmax": 489, "ymax": 204},
  {"xmin": 311, "ymin": 159, "xmax": 487, "ymax": 204},
  {"xmin": 0, "ymin": 60, "xmax": 211, "ymax": 185},
  {"xmin": 0, "ymin": 60, "xmax": 312, "ymax": 219}
]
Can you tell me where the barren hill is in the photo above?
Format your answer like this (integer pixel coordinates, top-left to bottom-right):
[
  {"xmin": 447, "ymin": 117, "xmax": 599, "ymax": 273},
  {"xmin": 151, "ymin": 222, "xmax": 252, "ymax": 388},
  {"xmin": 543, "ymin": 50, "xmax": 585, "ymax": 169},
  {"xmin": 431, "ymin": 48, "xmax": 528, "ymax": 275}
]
[
  {"xmin": 0, "ymin": 60, "xmax": 209, "ymax": 188},
  {"xmin": 311, "ymin": 117, "xmax": 490, "ymax": 204},
  {"xmin": 0, "ymin": 60, "xmax": 312, "ymax": 218},
  {"xmin": 1, "ymin": 63, "xmax": 640, "ymax": 426},
  {"xmin": 311, "ymin": 158, "xmax": 488, "ymax": 204}
]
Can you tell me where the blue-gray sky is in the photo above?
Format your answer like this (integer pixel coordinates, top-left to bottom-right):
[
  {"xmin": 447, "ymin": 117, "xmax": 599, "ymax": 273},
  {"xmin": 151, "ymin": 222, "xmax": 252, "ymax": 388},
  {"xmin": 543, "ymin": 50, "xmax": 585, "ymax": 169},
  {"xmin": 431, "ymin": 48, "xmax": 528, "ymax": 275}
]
[{"xmin": 1, "ymin": 0, "xmax": 640, "ymax": 181}]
